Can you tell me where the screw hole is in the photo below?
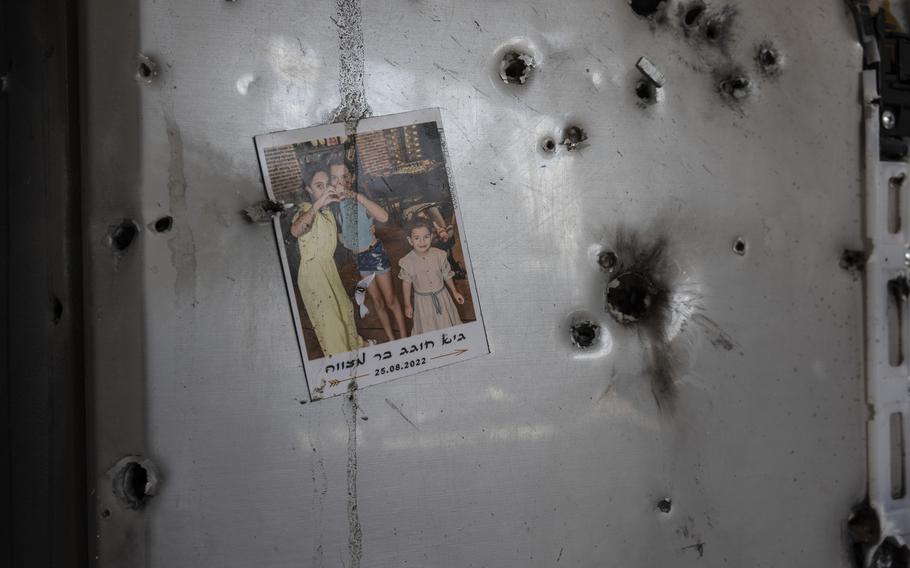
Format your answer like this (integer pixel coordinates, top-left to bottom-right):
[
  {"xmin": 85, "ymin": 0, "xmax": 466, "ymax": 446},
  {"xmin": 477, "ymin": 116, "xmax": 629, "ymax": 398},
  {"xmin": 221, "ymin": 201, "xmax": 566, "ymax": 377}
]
[
  {"xmin": 110, "ymin": 220, "xmax": 139, "ymax": 252},
  {"xmin": 153, "ymin": 215, "xmax": 174, "ymax": 233},
  {"xmin": 733, "ymin": 237, "xmax": 747, "ymax": 256},
  {"xmin": 570, "ymin": 321, "xmax": 600, "ymax": 349}
]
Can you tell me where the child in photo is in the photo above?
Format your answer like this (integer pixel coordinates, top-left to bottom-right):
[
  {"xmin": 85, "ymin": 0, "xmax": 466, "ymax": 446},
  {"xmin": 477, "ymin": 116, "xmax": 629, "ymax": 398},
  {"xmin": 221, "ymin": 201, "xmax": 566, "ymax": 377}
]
[
  {"xmin": 399, "ymin": 218, "xmax": 465, "ymax": 335},
  {"xmin": 329, "ymin": 153, "xmax": 408, "ymax": 342},
  {"xmin": 288, "ymin": 163, "xmax": 364, "ymax": 356}
]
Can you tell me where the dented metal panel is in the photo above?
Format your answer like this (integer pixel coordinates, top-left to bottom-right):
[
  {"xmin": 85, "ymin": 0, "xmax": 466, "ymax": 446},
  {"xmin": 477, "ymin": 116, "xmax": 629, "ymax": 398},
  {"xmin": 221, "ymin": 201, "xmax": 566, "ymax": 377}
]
[{"xmin": 84, "ymin": 1, "xmax": 866, "ymax": 566}]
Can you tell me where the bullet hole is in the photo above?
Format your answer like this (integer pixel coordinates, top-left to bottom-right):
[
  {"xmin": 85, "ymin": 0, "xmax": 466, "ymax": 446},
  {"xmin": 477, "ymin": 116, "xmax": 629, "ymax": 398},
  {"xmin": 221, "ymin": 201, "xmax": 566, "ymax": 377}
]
[
  {"xmin": 111, "ymin": 457, "xmax": 159, "ymax": 510},
  {"xmin": 135, "ymin": 54, "xmax": 158, "ymax": 83},
  {"xmin": 603, "ymin": 230, "xmax": 678, "ymax": 409},
  {"xmin": 657, "ymin": 497, "xmax": 672, "ymax": 513},
  {"xmin": 635, "ymin": 79, "xmax": 658, "ymax": 105},
  {"xmin": 109, "ymin": 219, "xmax": 139, "ymax": 252},
  {"xmin": 840, "ymin": 249, "xmax": 866, "ymax": 275},
  {"xmin": 51, "ymin": 296, "xmax": 63, "ymax": 325},
  {"xmin": 570, "ymin": 320, "xmax": 600, "ymax": 349},
  {"xmin": 732, "ymin": 237, "xmax": 746, "ymax": 256},
  {"xmin": 630, "ymin": 0, "xmax": 664, "ymax": 17},
  {"xmin": 847, "ymin": 503, "xmax": 881, "ymax": 546},
  {"xmin": 598, "ymin": 250, "xmax": 618, "ymax": 272},
  {"xmin": 244, "ymin": 199, "xmax": 288, "ymax": 223},
  {"xmin": 847, "ymin": 502, "xmax": 881, "ymax": 567},
  {"xmin": 700, "ymin": 6, "xmax": 736, "ymax": 51},
  {"xmin": 153, "ymin": 215, "xmax": 174, "ymax": 233},
  {"xmin": 871, "ymin": 537, "xmax": 910, "ymax": 568},
  {"xmin": 541, "ymin": 137, "xmax": 557, "ymax": 153},
  {"xmin": 705, "ymin": 21, "xmax": 719, "ymax": 40},
  {"xmin": 499, "ymin": 51, "xmax": 535, "ymax": 85},
  {"xmin": 561, "ymin": 126, "xmax": 587, "ymax": 151},
  {"xmin": 100, "ymin": 509, "xmax": 111, "ymax": 519},
  {"xmin": 756, "ymin": 42, "xmax": 782, "ymax": 77},
  {"xmin": 607, "ymin": 271, "xmax": 658, "ymax": 324},
  {"xmin": 718, "ymin": 72, "xmax": 751, "ymax": 101},
  {"xmin": 758, "ymin": 47, "xmax": 777, "ymax": 68},
  {"xmin": 682, "ymin": 1, "xmax": 705, "ymax": 28}
]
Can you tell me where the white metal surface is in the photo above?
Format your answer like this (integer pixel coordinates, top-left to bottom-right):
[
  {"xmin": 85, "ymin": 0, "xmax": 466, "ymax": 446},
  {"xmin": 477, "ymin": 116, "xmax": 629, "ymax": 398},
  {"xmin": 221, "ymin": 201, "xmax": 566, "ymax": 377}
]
[{"xmin": 84, "ymin": 1, "xmax": 867, "ymax": 566}]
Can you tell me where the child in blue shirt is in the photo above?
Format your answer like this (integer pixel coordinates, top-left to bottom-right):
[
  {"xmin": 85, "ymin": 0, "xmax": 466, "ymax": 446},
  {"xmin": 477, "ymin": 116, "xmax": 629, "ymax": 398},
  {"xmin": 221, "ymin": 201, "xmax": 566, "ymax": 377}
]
[{"xmin": 328, "ymin": 154, "xmax": 407, "ymax": 342}]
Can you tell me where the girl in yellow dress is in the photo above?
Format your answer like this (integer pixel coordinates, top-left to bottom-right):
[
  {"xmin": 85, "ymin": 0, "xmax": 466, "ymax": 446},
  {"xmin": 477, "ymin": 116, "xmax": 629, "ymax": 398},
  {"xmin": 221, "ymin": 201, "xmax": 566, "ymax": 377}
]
[{"xmin": 290, "ymin": 166, "xmax": 363, "ymax": 357}]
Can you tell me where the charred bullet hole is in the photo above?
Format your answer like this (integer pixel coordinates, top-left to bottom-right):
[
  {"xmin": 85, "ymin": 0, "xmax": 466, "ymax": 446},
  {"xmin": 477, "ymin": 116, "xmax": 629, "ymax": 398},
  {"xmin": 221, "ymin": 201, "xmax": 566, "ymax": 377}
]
[
  {"xmin": 732, "ymin": 237, "xmax": 746, "ymax": 256},
  {"xmin": 700, "ymin": 7, "xmax": 736, "ymax": 50},
  {"xmin": 635, "ymin": 79, "xmax": 658, "ymax": 104},
  {"xmin": 847, "ymin": 502, "xmax": 881, "ymax": 546},
  {"xmin": 153, "ymin": 215, "xmax": 174, "ymax": 233},
  {"xmin": 682, "ymin": 1, "xmax": 705, "ymax": 27},
  {"xmin": 51, "ymin": 296, "xmax": 63, "ymax": 325},
  {"xmin": 839, "ymin": 249, "xmax": 866, "ymax": 275},
  {"xmin": 499, "ymin": 51, "xmax": 534, "ymax": 85},
  {"xmin": 657, "ymin": 497, "xmax": 672, "ymax": 513},
  {"xmin": 112, "ymin": 458, "xmax": 158, "ymax": 509},
  {"xmin": 630, "ymin": 0, "xmax": 664, "ymax": 17},
  {"xmin": 607, "ymin": 271, "xmax": 657, "ymax": 324},
  {"xmin": 603, "ymin": 230, "xmax": 677, "ymax": 408},
  {"xmin": 570, "ymin": 320, "xmax": 600, "ymax": 349},
  {"xmin": 719, "ymin": 74, "xmax": 750, "ymax": 100},
  {"xmin": 109, "ymin": 219, "xmax": 139, "ymax": 252},
  {"xmin": 561, "ymin": 126, "xmax": 587, "ymax": 151},
  {"xmin": 598, "ymin": 250, "xmax": 618, "ymax": 272},
  {"xmin": 705, "ymin": 21, "xmax": 720, "ymax": 40},
  {"xmin": 541, "ymin": 137, "xmax": 556, "ymax": 153},
  {"xmin": 872, "ymin": 537, "xmax": 910, "ymax": 568}
]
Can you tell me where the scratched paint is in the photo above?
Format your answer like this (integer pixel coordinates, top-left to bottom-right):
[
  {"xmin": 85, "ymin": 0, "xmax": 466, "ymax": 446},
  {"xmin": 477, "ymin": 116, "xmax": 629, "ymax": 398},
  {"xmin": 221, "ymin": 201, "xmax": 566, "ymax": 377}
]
[{"xmin": 342, "ymin": 385, "xmax": 363, "ymax": 568}]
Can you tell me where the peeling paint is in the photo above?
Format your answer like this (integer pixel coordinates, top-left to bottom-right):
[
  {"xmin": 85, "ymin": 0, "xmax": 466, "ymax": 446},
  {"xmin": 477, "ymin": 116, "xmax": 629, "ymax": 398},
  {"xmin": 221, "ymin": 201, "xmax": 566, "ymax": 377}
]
[
  {"xmin": 331, "ymin": 0, "xmax": 371, "ymax": 123},
  {"xmin": 163, "ymin": 109, "xmax": 198, "ymax": 307}
]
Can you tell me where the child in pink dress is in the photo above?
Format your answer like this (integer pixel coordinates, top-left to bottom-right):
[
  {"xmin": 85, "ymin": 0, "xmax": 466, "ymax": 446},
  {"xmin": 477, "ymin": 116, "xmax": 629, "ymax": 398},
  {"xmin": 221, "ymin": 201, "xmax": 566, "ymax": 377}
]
[{"xmin": 398, "ymin": 218, "xmax": 465, "ymax": 335}]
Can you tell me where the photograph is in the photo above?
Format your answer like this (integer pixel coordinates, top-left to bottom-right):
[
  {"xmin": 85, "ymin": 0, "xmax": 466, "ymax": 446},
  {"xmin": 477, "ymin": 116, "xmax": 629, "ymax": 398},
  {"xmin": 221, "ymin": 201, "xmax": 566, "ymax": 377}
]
[{"xmin": 255, "ymin": 110, "xmax": 488, "ymax": 399}]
